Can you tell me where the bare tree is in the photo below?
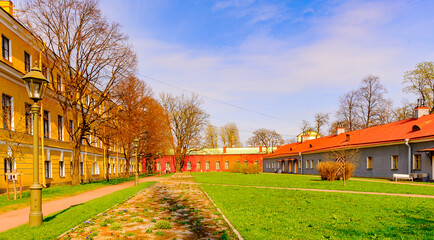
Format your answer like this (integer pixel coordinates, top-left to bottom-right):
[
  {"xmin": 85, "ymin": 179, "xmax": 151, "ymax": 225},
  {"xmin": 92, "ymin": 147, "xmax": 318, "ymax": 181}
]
[
  {"xmin": 22, "ymin": 0, "xmax": 137, "ymax": 185},
  {"xmin": 336, "ymin": 90, "xmax": 361, "ymax": 131},
  {"xmin": 313, "ymin": 112, "xmax": 330, "ymax": 136},
  {"xmin": 203, "ymin": 124, "xmax": 218, "ymax": 148},
  {"xmin": 248, "ymin": 128, "xmax": 284, "ymax": 153},
  {"xmin": 403, "ymin": 62, "xmax": 434, "ymax": 112},
  {"xmin": 393, "ymin": 101, "xmax": 416, "ymax": 121},
  {"xmin": 323, "ymin": 148, "xmax": 361, "ymax": 186},
  {"xmin": 356, "ymin": 74, "xmax": 389, "ymax": 128},
  {"xmin": 300, "ymin": 120, "xmax": 312, "ymax": 135},
  {"xmin": 220, "ymin": 123, "xmax": 241, "ymax": 148},
  {"xmin": 161, "ymin": 93, "xmax": 209, "ymax": 172}
]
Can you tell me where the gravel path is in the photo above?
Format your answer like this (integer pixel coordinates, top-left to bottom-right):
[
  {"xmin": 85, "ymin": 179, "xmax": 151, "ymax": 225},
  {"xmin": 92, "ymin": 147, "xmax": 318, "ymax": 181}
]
[{"xmin": 61, "ymin": 173, "xmax": 236, "ymax": 239}]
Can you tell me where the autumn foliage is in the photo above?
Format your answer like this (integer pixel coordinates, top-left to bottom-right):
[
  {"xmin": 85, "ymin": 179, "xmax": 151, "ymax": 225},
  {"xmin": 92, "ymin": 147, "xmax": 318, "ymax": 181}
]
[
  {"xmin": 317, "ymin": 161, "xmax": 356, "ymax": 181},
  {"xmin": 230, "ymin": 163, "xmax": 261, "ymax": 174}
]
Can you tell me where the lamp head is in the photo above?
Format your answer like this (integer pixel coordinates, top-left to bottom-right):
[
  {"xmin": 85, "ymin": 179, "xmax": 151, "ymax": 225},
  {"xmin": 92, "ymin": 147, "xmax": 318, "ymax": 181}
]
[{"xmin": 22, "ymin": 62, "xmax": 49, "ymax": 102}]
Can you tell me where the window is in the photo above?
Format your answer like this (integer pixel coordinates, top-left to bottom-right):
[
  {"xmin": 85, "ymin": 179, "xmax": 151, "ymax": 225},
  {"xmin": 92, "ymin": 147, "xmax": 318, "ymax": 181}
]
[
  {"xmin": 306, "ymin": 160, "xmax": 309, "ymax": 169},
  {"xmin": 244, "ymin": 160, "xmax": 248, "ymax": 166},
  {"xmin": 413, "ymin": 154, "xmax": 421, "ymax": 170},
  {"xmin": 25, "ymin": 103, "xmax": 32, "ymax": 134},
  {"xmin": 80, "ymin": 162, "xmax": 84, "ymax": 176},
  {"xmin": 206, "ymin": 161, "xmax": 210, "ymax": 170},
  {"xmin": 2, "ymin": 94, "xmax": 13, "ymax": 130},
  {"xmin": 24, "ymin": 52, "xmax": 31, "ymax": 72},
  {"xmin": 225, "ymin": 161, "xmax": 229, "ymax": 170},
  {"xmin": 166, "ymin": 162, "xmax": 170, "ymax": 172},
  {"xmin": 310, "ymin": 160, "xmax": 313, "ymax": 169},
  {"xmin": 367, "ymin": 156, "xmax": 373, "ymax": 169},
  {"xmin": 59, "ymin": 161, "xmax": 65, "ymax": 177},
  {"xmin": 187, "ymin": 161, "xmax": 191, "ymax": 170},
  {"xmin": 43, "ymin": 110, "xmax": 50, "ymax": 138},
  {"xmin": 391, "ymin": 155, "xmax": 398, "ymax": 170},
  {"xmin": 57, "ymin": 75, "xmax": 62, "ymax": 91},
  {"xmin": 254, "ymin": 160, "xmax": 259, "ymax": 165},
  {"xmin": 157, "ymin": 162, "xmax": 161, "ymax": 171},
  {"xmin": 92, "ymin": 161, "xmax": 99, "ymax": 175},
  {"xmin": 69, "ymin": 120, "xmax": 74, "ymax": 142},
  {"xmin": 44, "ymin": 160, "xmax": 52, "ymax": 178},
  {"xmin": 58, "ymin": 116, "xmax": 63, "ymax": 141},
  {"xmin": 197, "ymin": 161, "xmax": 201, "ymax": 171},
  {"xmin": 216, "ymin": 161, "xmax": 220, "ymax": 170},
  {"xmin": 4, "ymin": 158, "xmax": 15, "ymax": 180},
  {"xmin": 2, "ymin": 36, "xmax": 10, "ymax": 61}
]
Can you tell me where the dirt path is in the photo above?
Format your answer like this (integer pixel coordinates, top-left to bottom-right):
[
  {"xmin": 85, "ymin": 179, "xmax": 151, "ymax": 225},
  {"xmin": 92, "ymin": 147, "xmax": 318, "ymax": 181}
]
[
  {"xmin": 0, "ymin": 176, "xmax": 160, "ymax": 232},
  {"xmin": 61, "ymin": 173, "xmax": 236, "ymax": 239}
]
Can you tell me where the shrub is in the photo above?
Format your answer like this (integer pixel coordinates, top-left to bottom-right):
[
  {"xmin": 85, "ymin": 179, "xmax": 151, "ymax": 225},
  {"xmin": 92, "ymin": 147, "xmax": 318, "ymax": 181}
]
[
  {"xmin": 154, "ymin": 231, "xmax": 165, "ymax": 236},
  {"xmin": 317, "ymin": 161, "xmax": 356, "ymax": 181},
  {"xmin": 317, "ymin": 161, "xmax": 340, "ymax": 181},
  {"xmin": 155, "ymin": 220, "xmax": 172, "ymax": 229},
  {"xmin": 229, "ymin": 163, "xmax": 243, "ymax": 173},
  {"xmin": 230, "ymin": 163, "xmax": 261, "ymax": 174},
  {"xmin": 109, "ymin": 222, "xmax": 122, "ymax": 230}
]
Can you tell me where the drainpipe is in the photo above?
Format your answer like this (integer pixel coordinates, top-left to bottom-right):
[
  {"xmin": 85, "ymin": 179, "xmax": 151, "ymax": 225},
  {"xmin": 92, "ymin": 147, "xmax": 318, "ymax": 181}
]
[
  {"xmin": 299, "ymin": 152, "xmax": 303, "ymax": 174},
  {"xmin": 404, "ymin": 139, "xmax": 411, "ymax": 175}
]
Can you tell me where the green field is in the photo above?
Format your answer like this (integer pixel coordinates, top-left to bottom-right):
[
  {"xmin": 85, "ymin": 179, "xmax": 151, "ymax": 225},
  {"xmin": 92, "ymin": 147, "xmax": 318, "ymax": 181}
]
[
  {"xmin": 0, "ymin": 181, "xmax": 155, "ymax": 240},
  {"xmin": 193, "ymin": 172, "xmax": 434, "ymax": 196},
  {"xmin": 194, "ymin": 172, "xmax": 434, "ymax": 239}
]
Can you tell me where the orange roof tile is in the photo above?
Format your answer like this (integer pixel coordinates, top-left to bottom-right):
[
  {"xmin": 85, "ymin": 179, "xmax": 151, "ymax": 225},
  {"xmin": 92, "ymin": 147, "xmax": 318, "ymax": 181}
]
[{"xmin": 265, "ymin": 114, "xmax": 434, "ymax": 159}]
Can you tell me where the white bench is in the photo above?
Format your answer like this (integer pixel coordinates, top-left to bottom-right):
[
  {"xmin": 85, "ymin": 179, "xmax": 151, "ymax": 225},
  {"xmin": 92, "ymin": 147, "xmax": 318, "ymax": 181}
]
[{"xmin": 393, "ymin": 173, "xmax": 413, "ymax": 182}]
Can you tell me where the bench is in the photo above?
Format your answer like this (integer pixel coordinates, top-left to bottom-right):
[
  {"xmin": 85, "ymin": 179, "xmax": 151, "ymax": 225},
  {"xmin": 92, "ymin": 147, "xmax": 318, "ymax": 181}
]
[{"xmin": 393, "ymin": 173, "xmax": 413, "ymax": 182}]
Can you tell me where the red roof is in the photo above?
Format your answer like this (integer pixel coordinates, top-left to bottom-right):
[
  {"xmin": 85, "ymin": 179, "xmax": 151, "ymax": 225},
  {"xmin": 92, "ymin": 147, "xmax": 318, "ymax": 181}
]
[{"xmin": 265, "ymin": 114, "xmax": 434, "ymax": 159}]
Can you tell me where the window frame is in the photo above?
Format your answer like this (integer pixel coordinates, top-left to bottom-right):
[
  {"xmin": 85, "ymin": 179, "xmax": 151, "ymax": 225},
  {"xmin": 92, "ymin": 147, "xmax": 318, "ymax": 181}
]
[
  {"xmin": 2, "ymin": 94, "xmax": 13, "ymax": 130},
  {"xmin": 43, "ymin": 110, "xmax": 50, "ymax": 138},
  {"xmin": 216, "ymin": 161, "xmax": 220, "ymax": 170},
  {"xmin": 413, "ymin": 154, "xmax": 421, "ymax": 170},
  {"xmin": 391, "ymin": 155, "xmax": 398, "ymax": 170},
  {"xmin": 58, "ymin": 115, "xmax": 64, "ymax": 141},
  {"xmin": 196, "ymin": 161, "xmax": 201, "ymax": 171},
  {"xmin": 2, "ymin": 35, "xmax": 11, "ymax": 61},
  {"xmin": 366, "ymin": 156, "xmax": 373, "ymax": 170},
  {"xmin": 24, "ymin": 51, "xmax": 31, "ymax": 72},
  {"xmin": 225, "ymin": 161, "xmax": 229, "ymax": 170}
]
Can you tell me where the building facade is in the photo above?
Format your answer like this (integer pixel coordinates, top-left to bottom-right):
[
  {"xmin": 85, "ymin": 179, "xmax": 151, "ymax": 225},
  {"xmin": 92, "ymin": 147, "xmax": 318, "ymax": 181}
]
[
  {"xmin": 263, "ymin": 107, "xmax": 434, "ymax": 181},
  {"xmin": 152, "ymin": 146, "xmax": 269, "ymax": 173},
  {"xmin": 0, "ymin": 2, "xmax": 134, "ymax": 194}
]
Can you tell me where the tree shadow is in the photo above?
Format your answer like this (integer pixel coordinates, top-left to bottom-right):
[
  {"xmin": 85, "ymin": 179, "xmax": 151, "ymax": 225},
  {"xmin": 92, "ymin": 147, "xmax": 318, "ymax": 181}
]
[{"xmin": 43, "ymin": 203, "xmax": 83, "ymax": 222}]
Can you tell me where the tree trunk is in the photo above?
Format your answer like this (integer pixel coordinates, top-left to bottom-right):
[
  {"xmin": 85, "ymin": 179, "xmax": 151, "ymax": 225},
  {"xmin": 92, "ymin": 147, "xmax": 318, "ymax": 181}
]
[{"xmin": 72, "ymin": 143, "xmax": 81, "ymax": 185}]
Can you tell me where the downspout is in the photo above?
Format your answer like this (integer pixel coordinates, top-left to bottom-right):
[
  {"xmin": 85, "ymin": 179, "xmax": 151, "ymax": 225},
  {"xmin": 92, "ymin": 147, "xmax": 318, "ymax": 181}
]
[
  {"xmin": 299, "ymin": 152, "xmax": 303, "ymax": 174},
  {"xmin": 404, "ymin": 139, "xmax": 411, "ymax": 175}
]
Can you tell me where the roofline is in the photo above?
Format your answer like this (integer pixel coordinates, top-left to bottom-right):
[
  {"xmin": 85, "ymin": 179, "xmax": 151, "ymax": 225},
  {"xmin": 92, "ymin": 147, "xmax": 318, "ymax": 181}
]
[{"xmin": 263, "ymin": 135, "xmax": 434, "ymax": 159}]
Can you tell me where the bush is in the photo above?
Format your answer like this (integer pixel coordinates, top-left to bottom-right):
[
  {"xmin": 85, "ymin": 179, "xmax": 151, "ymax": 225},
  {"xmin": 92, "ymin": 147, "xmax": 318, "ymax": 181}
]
[
  {"xmin": 317, "ymin": 161, "xmax": 356, "ymax": 181},
  {"xmin": 155, "ymin": 220, "xmax": 172, "ymax": 229},
  {"xmin": 109, "ymin": 221, "xmax": 122, "ymax": 230},
  {"xmin": 317, "ymin": 161, "xmax": 340, "ymax": 181},
  {"xmin": 230, "ymin": 163, "xmax": 261, "ymax": 174}
]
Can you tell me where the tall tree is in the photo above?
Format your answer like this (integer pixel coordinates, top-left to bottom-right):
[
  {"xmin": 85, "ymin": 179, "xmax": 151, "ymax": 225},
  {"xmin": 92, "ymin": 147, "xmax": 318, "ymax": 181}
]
[
  {"xmin": 313, "ymin": 112, "xmax": 330, "ymax": 136},
  {"xmin": 403, "ymin": 62, "xmax": 434, "ymax": 112},
  {"xmin": 220, "ymin": 122, "xmax": 241, "ymax": 148},
  {"xmin": 161, "ymin": 93, "xmax": 209, "ymax": 172},
  {"xmin": 336, "ymin": 90, "xmax": 360, "ymax": 131},
  {"xmin": 356, "ymin": 74, "xmax": 388, "ymax": 128},
  {"xmin": 22, "ymin": 0, "xmax": 137, "ymax": 185},
  {"xmin": 248, "ymin": 128, "xmax": 284, "ymax": 153},
  {"xmin": 300, "ymin": 120, "xmax": 312, "ymax": 135},
  {"xmin": 203, "ymin": 124, "xmax": 218, "ymax": 148},
  {"xmin": 393, "ymin": 101, "xmax": 416, "ymax": 121}
]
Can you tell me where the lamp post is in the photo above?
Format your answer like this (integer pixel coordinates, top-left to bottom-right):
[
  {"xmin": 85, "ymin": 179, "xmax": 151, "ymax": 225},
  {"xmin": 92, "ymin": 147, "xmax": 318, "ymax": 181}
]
[
  {"xmin": 22, "ymin": 63, "xmax": 49, "ymax": 227},
  {"xmin": 132, "ymin": 138, "xmax": 139, "ymax": 186}
]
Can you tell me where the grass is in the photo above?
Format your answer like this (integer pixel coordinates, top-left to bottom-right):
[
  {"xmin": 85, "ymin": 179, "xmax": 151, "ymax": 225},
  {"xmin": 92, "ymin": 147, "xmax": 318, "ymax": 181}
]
[
  {"xmin": 192, "ymin": 172, "xmax": 434, "ymax": 196},
  {"xmin": 0, "ymin": 174, "xmax": 154, "ymax": 213},
  {"xmin": 158, "ymin": 173, "xmax": 174, "ymax": 178},
  {"xmin": 0, "ymin": 181, "xmax": 155, "ymax": 240},
  {"xmin": 201, "ymin": 184, "xmax": 434, "ymax": 240}
]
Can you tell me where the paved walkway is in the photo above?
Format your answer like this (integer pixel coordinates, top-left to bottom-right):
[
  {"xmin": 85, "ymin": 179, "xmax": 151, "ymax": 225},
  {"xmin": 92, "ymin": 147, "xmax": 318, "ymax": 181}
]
[{"xmin": 0, "ymin": 176, "xmax": 159, "ymax": 232}]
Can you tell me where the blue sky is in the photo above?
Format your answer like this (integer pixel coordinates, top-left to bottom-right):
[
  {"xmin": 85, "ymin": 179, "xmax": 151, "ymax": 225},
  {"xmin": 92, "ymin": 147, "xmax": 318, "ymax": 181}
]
[{"xmin": 98, "ymin": 0, "xmax": 434, "ymax": 145}]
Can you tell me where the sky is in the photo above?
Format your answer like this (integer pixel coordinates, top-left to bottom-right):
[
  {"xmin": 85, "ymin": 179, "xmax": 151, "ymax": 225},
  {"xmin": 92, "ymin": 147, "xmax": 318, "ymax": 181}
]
[{"xmin": 95, "ymin": 0, "xmax": 434, "ymax": 145}]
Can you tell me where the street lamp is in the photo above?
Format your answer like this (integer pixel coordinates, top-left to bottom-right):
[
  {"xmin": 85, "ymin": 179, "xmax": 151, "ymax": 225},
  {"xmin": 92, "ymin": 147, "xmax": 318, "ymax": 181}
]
[
  {"xmin": 22, "ymin": 63, "xmax": 49, "ymax": 227},
  {"xmin": 132, "ymin": 138, "xmax": 139, "ymax": 186}
]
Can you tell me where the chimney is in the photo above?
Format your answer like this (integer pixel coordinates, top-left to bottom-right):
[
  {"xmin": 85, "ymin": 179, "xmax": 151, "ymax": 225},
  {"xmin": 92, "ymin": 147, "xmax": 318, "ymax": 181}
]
[
  {"xmin": 223, "ymin": 146, "xmax": 227, "ymax": 154},
  {"xmin": 336, "ymin": 122, "xmax": 345, "ymax": 135},
  {"xmin": 259, "ymin": 146, "xmax": 263, "ymax": 153},
  {"xmin": 414, "ymin": 99, "xmax": 430, "ymax": 119},
  {"xmin": 0, "ymin": 1, "xmax": 14, "ymax": 15}
]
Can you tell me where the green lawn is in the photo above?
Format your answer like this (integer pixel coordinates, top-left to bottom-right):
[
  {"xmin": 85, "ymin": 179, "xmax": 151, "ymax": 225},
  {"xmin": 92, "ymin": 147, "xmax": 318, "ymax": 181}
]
[
  {"xmin": 0, "ymin": 181, "xmax": 155, "ymax": 240},
  {"xmin": 193, "ymin": 172, "xmax": 434, "ymax": 196},
  {"xmin": 0, "ymin": 174, "xmax": 154, "ymax": 213},
  {"xmin": 201, "ymin": 184, "xmax": 434, "ymax": 240}
]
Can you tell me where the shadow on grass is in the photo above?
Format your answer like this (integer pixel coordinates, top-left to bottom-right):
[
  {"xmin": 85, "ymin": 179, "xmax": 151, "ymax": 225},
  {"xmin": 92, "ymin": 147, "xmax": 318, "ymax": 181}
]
[{"xmin": 43, "ymin": 204, "xmax": 83, "ymax": 223}]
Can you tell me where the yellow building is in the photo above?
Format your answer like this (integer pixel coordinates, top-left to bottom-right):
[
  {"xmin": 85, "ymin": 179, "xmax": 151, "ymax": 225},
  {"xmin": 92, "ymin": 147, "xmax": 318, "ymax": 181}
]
[{"xmin": 0, "ymin": 1, "xmax": 133, "ymax": 194}]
